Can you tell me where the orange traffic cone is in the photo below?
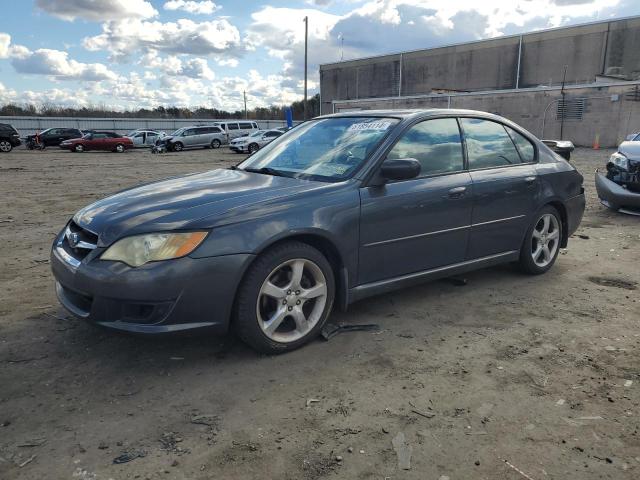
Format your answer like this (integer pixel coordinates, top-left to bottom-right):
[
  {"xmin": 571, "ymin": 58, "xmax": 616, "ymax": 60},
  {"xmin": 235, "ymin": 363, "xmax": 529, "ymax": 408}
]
[{"xmin": 593, "ymin": 133, "xmax": 600, "ymax": 150}]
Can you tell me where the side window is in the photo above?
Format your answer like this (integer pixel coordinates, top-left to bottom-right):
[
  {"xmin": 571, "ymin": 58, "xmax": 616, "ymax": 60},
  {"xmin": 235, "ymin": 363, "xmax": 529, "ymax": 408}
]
[
  {"xmin": 93, "ymin": 133, "xmax": 107, "ymax": 139},
  {"xmin": 213, "ymin": 127, "xmax": 222, "ymax": 133},
  {"xmin": 387, "ymin": 118, "xmax": 464, "ymax": 177},
  {"xmin": 252, "ymin": 122, "xmax": 258, "ymax": 129},
  {"xmin": 265, "ymin": 131, "xmax": 279, "ymax": 138},
  {"xmin": 505, "ymin": 126, "xmax": 535, "ymax": 163},
  {"xmin": 460, "ymin": 118, "xmax": 522, "ymax": 169},
  {"xmin": 183, "ymin": 129, "xmax": 195, "ymax": 136},
  {"xmin": 227, "ymin": 123, "xmax": 239, "ymax": 130},
  {"xmin": 239, "ymin": 122, "xmax": 252, "ymax": 129}
]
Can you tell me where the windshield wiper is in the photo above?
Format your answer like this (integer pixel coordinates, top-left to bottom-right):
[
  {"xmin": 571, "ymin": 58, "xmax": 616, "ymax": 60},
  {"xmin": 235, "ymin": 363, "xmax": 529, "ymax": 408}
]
[{"xmin": 242, "ymin": 167, "xmax": 293, "ymax": 178}]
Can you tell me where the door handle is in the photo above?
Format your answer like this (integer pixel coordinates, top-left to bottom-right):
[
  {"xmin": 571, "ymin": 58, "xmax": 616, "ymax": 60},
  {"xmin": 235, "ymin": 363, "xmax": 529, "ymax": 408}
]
[{"xmin": 448, "ymin": 186, "xmax": 467, "ymax": 198}]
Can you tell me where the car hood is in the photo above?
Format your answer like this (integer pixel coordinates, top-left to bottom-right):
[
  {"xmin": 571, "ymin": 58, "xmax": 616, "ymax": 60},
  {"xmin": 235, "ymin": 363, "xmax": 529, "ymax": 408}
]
[
  {"xmin": 231, "ymin": 136, "xmax": 250, "ymax": 143},
  {"xmin": 618, "ymin": 141, "xmax": 640, "ymax": 160},
  {"xmin": 73, "ymin": 169, "xmax": 327, "ymax": 246}
]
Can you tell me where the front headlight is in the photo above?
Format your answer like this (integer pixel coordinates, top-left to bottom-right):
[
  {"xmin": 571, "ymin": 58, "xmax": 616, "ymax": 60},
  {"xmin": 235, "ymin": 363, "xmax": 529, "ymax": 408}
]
[
  {"xmin": 610, "ymin": 152, "xmax": 629, "ymax": 171},
  {"xmin": 101, "ymin": 231, "xmax": 208, "ymax": 267}
]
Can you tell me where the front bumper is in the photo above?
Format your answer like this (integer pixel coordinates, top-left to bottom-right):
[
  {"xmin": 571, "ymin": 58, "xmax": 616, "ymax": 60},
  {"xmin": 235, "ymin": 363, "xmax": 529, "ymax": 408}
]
[
  {"xmin": 595, "ymin": 172, "xmax": 640, "ymax": 214},
  {"xmin": 51, "ymin": 241, "xmax": 255, "ymax": 334},
  {"xmin": 230, "ymin": 144, "xmax": 248, "ymax": 152}
]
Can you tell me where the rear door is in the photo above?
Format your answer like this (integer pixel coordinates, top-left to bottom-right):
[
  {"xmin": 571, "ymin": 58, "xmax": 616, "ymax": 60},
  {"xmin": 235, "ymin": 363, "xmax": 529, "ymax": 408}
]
[
  {"xmin": 460, "ymin": 117, "xmax": 539, "ymax": 259},
  {"xmin": 227, "ymin": 122, "xmax": 241, "ymax": 139},
  {"xmin": 358, "ymin": 117, "xmax": 473, "ymax": 284}
]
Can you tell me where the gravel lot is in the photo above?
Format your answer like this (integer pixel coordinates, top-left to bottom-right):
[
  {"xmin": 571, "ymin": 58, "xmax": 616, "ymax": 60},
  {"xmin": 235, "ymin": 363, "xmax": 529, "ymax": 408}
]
[{"xmin": 0, "ymin": 146, "xmax": 638, "ymax": 480}]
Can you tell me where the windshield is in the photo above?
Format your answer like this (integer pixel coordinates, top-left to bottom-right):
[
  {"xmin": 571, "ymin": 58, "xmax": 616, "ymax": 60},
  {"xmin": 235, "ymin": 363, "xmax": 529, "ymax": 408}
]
[
  {"xmin": 238, "ymin": 117, "xmax": 399, "ymax": 182},
  {"xmin": 249, "ymin": 130, "xmax": 265, "ymax": 137},
  {"xmin": 171, "ymin": 128, "xmax": 185, "ymax": 136}
]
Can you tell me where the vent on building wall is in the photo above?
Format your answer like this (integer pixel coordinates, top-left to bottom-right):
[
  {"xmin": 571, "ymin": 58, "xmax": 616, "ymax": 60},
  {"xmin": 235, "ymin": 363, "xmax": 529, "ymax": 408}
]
[
  {"xmin": 625, "ymin": 85, "xmax": 640, "ymax": 101},
  {"xmin": 556, "ymin": 98, "xmax": 586, "ymax": 120}
]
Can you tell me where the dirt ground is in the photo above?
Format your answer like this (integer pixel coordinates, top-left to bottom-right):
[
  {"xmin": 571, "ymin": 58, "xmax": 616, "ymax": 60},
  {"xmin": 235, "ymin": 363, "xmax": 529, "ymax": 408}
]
[{"xmin": 0, "ymin": 145, "xmax": 639, "ymax": 480}]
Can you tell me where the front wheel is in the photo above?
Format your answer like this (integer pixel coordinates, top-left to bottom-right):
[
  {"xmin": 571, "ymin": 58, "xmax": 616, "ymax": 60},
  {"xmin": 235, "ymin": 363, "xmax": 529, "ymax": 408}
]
[
  {"xmin": 74, "ymin": 144, "xmax": 84, "ymax": 153},
  {"xmin": 0, "ymin": 140, "xmax": 13, "ymax": 152},
  {"xmin": 233, "ymin": 241, "xmax": 335, "ymax": 354},
  {"xmin": 172, "ymin": 142, "xmax": 183, "ymax": 152},
  {"xmin": 248, "ymin": 143, "xmax": 259, "ymax": 154},
  {"xmin": 211, "ymin": 139, "xmax": 221, "ymax": 149},
  {"xmin": 518, "ymin": 206, "xmax": 562, "ymax": 275},
  {"xmin": 115, "ymin": 143, "xmax": 125, "ymax": 153}
]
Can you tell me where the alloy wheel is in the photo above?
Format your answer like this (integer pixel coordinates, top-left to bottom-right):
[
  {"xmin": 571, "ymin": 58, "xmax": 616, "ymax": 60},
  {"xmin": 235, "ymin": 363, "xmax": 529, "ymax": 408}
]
[
  {"xmin": 256, "ymin": 258, "xmax": 328, "ymax": 343},
  {"xmin": 0, "ymin": 141, "xmax": 11, "ymax": 152},
  {"xmin": 116, "ymin": 144, "xmax": 124, "ymax": 153},
  {"xmin": 74, "ymin": 144, "xmax": 84, "ymax": 152},
  {"xmin": 249, "ymin": 143, "xmax": 259, "ymax": 154},
  {"xmin": 531, "ymin": 213, "xmax": 560, "ymax": 267}
]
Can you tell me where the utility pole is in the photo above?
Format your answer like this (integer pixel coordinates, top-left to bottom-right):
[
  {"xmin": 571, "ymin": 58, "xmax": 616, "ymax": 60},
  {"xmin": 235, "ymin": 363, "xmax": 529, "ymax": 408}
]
[
  {"xmin": 560, "ymin": 64, "xmax": 568, "ymax": 140},
  {"xmin": 338, "ymin": 33, "xmax": 344, "ymax": 61},
  {"xmin": 243, "ymin": 90, "xmax": 247, "ymax": 119},
  {"xmin": 303, "ymin": 16, "xmax": 308, "ymax": 121}
]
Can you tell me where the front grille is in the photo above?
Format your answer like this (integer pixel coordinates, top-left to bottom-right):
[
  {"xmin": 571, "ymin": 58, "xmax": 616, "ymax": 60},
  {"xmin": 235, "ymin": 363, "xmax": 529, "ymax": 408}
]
[{"xmin": 60, "ymin": 221, "xmax": 98, "ymax": 263}]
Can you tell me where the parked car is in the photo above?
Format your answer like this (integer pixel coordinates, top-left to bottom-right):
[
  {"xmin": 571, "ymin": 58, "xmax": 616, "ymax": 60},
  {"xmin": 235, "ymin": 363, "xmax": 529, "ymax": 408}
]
[
  {"xmin": 214, "ymin": 121, "xmax": 260, "ymax": 140},
  {"xmin": 60, "ymin": 131, "xmax": 133, "ymax": 153},
  {"xmin": 0, "ymin": 123, "xmax": 22, "ymax": 152},
  {"xmin": 229, "ymin": 129, "xmax": 283, "ymax": 154},
  {"xmin": 126, "ymin": 129, "xmax": 165, "ymax": 148},
  {"xmin": 160, "ymin": 125, "xmax": 226, "ymax": 151},
  {"xmin": 624, "ymin": 132, "xmax": 639, "ymax": 141},
  {"xmin": 51, "ymin": 109, "xmax": 585, "ymax": 353},
  {"xmin": 25, "ymin": 128, "xmax": 83, "ymax": 150},
  {"xmin": 595, "ymin": 139, "xmax": 640, "ymax": 215}
]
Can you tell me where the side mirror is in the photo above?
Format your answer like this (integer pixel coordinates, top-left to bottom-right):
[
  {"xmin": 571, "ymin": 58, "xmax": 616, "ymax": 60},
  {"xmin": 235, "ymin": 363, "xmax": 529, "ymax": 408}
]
[{"xmin": 379, "ymin": 158, "xmax": 421, "ymax": 182}]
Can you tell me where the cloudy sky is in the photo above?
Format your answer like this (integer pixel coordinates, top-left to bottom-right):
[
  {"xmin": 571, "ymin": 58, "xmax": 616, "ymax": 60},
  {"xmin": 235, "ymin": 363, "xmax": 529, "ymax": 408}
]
[{"xmin": 0, "ymin": 0, "xmax": 638, "ymax": 112}]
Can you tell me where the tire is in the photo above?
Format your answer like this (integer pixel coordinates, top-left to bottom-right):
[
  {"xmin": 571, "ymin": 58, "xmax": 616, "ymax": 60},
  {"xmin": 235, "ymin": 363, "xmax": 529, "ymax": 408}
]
[
  {"xmin": 115, "ymin": 143, "xmax": 125, "ymax": 153},
  {"xmin": 234, "ymin": 241, "xmax": 335, "ymax": 354},
  {"xmin": 248, "ymin": 143, "xmax": 259, "ymax": 154},
  {"xmin": 172, "ymin": 142, "xmax": 183, "ymax": 152},
  {"xmin": 0, "ymin": 140, "xmax": 13, "ymax": 153},
  {"xmin": 518, "ymin": 205, "xmax": 563, "ymax": 275},
  {"xmin": 211, "ymin": 139, "xmax": 221, "ymax": 149},
  {"xmin": 74, "ymin": 144, "xmax": 84, "ymax": 153}
]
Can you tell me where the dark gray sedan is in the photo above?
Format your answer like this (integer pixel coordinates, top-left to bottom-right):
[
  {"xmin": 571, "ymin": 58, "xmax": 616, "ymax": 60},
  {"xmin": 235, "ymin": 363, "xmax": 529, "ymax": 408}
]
[{"xmin": 51, "ymin": 109, "xmax": 585, "ymax": 353}]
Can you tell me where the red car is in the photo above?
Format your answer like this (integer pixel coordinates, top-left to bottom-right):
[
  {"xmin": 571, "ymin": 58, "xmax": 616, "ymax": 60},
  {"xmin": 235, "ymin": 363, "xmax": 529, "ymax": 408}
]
[{"xmin": 60, "ymin": 131, "xmax": 133, "ymax": 153}]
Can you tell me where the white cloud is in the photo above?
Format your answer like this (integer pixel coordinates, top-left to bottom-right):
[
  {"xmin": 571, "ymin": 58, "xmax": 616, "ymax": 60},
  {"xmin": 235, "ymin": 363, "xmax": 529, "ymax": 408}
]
[
  {"xmin": 11, "ymin": 48, "xmax": 118, "ymax": 81},
  {"xmin": 163, "ymin": 1, "xmax": 221, "ymax": 15},
  {"xmin": 218, "ymin": 58, "xmax": 239, "ymax": 68},
  {"xmin": 84, "ymin": 18, "xmax": 243, "ymax": 60},
  {"xmin": 35, "ymin": 0, "xmax": 158, "ymax": 22}
]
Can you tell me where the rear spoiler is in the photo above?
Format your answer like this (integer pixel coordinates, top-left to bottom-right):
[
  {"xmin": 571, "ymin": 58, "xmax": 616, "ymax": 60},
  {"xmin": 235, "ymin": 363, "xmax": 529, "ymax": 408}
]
[{"xmin": 542, "ymin": 140, "xmax": 575, "ymax": 161}]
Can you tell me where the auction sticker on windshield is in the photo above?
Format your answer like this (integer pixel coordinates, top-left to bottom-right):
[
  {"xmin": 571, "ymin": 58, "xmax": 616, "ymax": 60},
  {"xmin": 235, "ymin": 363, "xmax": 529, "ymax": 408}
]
[{"xmin": 348, "ymin": 121, "xmax": 393, "ymax": 131}]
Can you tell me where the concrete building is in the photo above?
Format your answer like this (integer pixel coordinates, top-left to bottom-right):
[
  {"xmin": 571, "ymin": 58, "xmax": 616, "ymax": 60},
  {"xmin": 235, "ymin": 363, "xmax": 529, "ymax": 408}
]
[{"xmin": 319, "ymin": 16, "xmax": 640, "ymax": 146}]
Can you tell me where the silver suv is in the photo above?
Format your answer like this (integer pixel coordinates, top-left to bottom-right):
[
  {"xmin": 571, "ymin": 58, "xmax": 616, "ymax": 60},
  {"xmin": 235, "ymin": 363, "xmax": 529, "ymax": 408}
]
[{"xmin": 165, "ymin": 125, "xmax": 226, "ymax": 151}]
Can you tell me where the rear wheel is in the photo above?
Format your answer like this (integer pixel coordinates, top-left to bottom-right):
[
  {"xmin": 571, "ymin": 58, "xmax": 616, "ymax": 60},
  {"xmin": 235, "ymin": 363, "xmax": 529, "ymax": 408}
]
[
  {"xmin": 172, "ymin": 142, "xmax": 183, "ymax": 152},
  {"xmin": 234, "ymin": 241, "xmax": 335, "ymax": 354},
  {"xmin": 211, "ymin": 139, "xmax": 221, "ymax": 149},
  {"xmin": 519, "ymin": 206, "xmax": 562, "ymax": 274},
  {"xmin": 74, "ymin": 144, "xmax": 84, "ymax": 153},
  {"xmin": 248, "ymin": 143, "xmax": 259, "ymax": 154},
  {"xmin": 115, "ymin": 143, "xmax": 125, "ymax": 153},
  {"xmin": 0, "ymin": 140, "xmax": 13, "ymax": 152}
]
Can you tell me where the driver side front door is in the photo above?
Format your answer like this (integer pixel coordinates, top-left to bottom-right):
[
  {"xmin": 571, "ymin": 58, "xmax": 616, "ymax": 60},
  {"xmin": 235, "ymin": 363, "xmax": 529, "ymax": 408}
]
[{"xmin": 358, "ymin": 117, "xmax": 473, "ymax": 285}]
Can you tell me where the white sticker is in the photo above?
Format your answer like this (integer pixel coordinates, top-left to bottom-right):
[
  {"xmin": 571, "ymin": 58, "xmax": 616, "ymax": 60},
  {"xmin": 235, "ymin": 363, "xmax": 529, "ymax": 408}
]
[{"xmin": 348, "ymin": 121, "xmax": 392, "ymax": 132}]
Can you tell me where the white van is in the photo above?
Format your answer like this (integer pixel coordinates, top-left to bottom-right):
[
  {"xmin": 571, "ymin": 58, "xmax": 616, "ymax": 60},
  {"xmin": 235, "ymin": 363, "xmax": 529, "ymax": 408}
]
[{"xmin": 215, "ymin": 121, "xmax": 260, "ymax": 140}]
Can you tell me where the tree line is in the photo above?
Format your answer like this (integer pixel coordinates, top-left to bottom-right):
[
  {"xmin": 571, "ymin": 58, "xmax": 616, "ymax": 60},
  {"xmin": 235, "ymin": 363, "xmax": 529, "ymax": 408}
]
[{"xmin": 0, "ymin": 94, "xmax": 321, "ymax": 120}]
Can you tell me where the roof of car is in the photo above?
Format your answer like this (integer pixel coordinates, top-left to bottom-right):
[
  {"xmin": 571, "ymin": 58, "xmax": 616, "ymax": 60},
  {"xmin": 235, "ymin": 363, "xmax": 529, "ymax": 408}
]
[{"xmin": 316, "ymin": 108, "xmax": 500, "ymax": 120}]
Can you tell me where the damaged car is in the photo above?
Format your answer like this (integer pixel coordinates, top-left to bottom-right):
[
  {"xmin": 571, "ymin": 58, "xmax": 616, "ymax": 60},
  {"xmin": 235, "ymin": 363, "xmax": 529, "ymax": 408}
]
[{"xmin": 595, "ymin": 139, "xmax": 640, "ymax": 215}]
